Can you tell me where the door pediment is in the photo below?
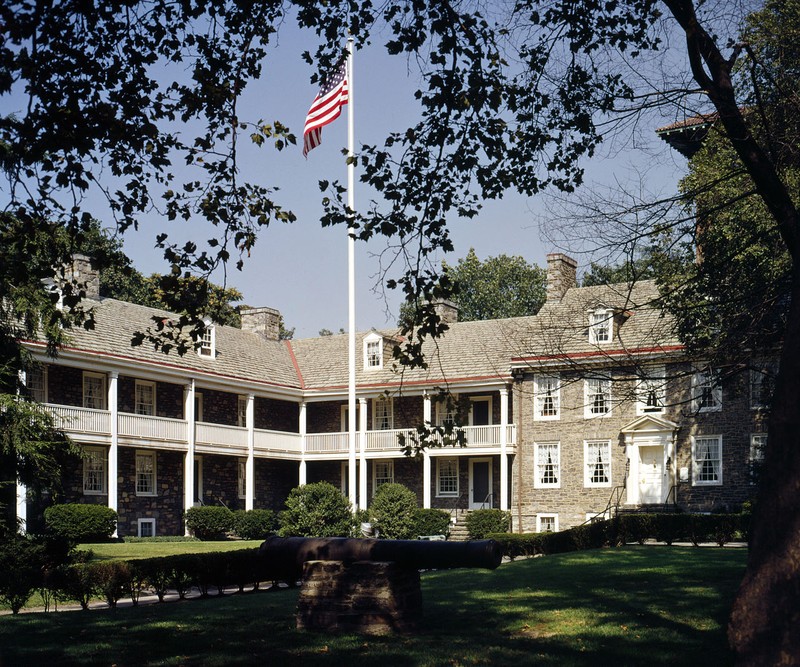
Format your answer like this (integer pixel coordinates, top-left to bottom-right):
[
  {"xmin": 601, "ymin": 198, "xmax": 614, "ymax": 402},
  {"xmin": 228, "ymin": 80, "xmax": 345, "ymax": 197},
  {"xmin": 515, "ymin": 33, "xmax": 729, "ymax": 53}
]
[{"xmin": 620, "ymin": 415, "xmax": 679, "ymax": 440}]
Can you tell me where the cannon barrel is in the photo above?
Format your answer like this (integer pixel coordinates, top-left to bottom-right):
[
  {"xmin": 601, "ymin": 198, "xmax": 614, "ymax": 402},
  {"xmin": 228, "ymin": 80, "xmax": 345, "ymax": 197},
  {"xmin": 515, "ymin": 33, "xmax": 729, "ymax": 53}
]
[{"xmin": 259, "ymin": 536, "xmax": 502, "ymax": 582}]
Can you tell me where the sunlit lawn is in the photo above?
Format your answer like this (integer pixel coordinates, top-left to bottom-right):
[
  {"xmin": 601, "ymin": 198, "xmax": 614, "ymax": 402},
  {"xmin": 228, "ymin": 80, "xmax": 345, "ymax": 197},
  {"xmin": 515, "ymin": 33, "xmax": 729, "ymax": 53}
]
[
  {"xmin": 0, "ymin": 547, "xmax": 746, "ymax": 667},
  {"xmin": 0, "ymin": 546, "xmax": 745, "ymax": 666},
  {"xmin": 79, "ymin": 539, "xmax": 263, "ymax": 561}
]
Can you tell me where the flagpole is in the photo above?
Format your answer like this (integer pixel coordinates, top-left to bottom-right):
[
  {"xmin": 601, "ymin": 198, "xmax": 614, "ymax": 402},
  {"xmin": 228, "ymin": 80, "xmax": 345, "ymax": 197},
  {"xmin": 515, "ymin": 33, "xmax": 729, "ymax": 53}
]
[{"xmin": 346, "ymin": 37, "xmax": 358, "ymax": 512}]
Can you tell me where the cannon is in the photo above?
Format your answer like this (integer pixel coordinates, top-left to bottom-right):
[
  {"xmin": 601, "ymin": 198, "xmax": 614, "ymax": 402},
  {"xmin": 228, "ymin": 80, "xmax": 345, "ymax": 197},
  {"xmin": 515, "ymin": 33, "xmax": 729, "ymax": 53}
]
[{"xmin": 259, "ymin": 535, "xmax": 502, "ymax": 583}]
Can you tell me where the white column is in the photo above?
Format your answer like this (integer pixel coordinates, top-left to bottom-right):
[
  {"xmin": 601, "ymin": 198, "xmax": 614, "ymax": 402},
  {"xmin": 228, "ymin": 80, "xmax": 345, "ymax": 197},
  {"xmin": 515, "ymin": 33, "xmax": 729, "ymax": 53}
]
[
  {"xmin": 183, "ymin": 380, "xmax": 196, "ymax": 535},
  {"xmin": 298, "ymin": 401, "xmax": 307, "ymax": 486},
  {"xmin": 346, "ymin": 37, "xmax": 358, "ymax": 512},
  {"xmin": 16, "ymin": 481, "xmax": 27, "ymax": 533},
  {"xmin": 245, "ymin": 394, "xmax": 255, "ymax": 511},
  {"xmin": 500, "ymin": 386, "xmax": 509, "ymax": 511},
  {"xmin": 358, "ymin": 397, "xmax": 368, "ymax": 510},
  {"xmin": 423, "ymin": 393, "xmax": 432, "ymax": 508},
  {"xmin": 108, "ymin": 372, "xmax": 119, "ymax": 532}
]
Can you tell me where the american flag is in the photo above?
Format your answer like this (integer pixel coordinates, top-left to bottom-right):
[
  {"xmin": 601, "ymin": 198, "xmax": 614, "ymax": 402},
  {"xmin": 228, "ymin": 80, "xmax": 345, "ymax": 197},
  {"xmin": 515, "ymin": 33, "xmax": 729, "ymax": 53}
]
[{"xmin": 303, "ymin": 59, "xmax": 349, "ymax": 157}]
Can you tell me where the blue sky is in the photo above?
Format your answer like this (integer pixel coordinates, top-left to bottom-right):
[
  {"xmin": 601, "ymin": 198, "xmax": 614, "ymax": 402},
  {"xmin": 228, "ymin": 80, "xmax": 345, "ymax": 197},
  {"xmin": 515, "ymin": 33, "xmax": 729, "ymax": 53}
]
[{"xmin": 4, "ymin": 17, "xmax": 692, "ymax": 339}]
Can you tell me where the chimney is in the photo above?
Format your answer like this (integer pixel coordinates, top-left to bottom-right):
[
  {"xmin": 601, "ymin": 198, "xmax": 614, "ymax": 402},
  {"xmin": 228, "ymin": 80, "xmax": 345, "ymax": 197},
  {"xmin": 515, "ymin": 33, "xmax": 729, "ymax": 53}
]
[
  {"xmin": 70, "ymin": 254, "xmax": 101, "ymax": 299},
  {"xmin": 432, "ymin": 299, "xmax": 459, "ymax": 324},
  {"xmin": 240, "ymin": 306, "xmax": 282, "ymax": 341},
  {"xmin": 546, "ymin": 253, "xmax": 578, "ymax": 302}
]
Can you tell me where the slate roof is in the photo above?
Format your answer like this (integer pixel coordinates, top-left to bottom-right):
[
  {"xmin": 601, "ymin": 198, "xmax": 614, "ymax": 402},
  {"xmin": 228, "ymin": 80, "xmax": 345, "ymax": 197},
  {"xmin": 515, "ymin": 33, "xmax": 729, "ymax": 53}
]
[
  {"xmin": 28, "ymin": 280, "xmax": 680, "ymax": 394},
  {"xmin": 45, "ymin": 297, "xmax": 302, "ymax": 390}
]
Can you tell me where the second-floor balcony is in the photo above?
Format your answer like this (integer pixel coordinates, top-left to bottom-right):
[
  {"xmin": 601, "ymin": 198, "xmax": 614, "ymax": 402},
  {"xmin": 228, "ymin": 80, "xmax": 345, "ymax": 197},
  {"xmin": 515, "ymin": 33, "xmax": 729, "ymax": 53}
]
[{"xmin": 47, "ymin": 405, "xmax": 516, "ymax": 459}]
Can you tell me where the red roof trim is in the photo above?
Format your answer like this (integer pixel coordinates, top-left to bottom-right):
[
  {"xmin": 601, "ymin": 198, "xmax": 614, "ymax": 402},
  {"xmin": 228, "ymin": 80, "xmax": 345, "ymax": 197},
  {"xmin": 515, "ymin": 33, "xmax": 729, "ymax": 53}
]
[
  {"xmin": 285, "ymin": 340, "xmax": 306, "ymax": 390},
  {"xmin": 303, "ymin": 373, "xmax": 510, "ymax": 393}
]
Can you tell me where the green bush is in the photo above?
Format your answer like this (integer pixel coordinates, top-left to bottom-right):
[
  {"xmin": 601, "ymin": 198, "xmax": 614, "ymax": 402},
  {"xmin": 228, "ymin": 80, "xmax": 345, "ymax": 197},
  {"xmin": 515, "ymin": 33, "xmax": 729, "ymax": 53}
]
[
  {"xmin": 184, "ymin": 506, "xmax": 234, "ymax": 540},
  {"xmin": 465, "ymin": 509, "xmax": 511, "ymax": 539},
  {"xmin": 278, "ymin": 482, "xmax": 353, "ymax": 537},
  {"xmin": 232, "ymin": 509, "xmax": 277, "ymax": 540},
  {"xmin": 92, "ymin": 561, "xmax": 130, "ymax": 608},
  {"xmin": 414, "ymin": 508, "xmax": 451, "ymax": 538},
  {"xmin": 0, "ymin": 537, "xmax": 45, "ymax": 614},
  {"xmin": 44, "ymin": 503, "xmax": 117, "ymax": 542},
  {"xmin": 368, "ymin": 483, "xmax": 419, "ymax": 540}
]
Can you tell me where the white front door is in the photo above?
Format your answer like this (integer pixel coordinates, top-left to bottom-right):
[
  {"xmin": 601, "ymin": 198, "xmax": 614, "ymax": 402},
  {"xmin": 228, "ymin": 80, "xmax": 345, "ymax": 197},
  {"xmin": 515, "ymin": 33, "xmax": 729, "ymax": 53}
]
[
  {"xmin": 639, "ymin": 446, "xmax": 663, "ymax": 504},
  {"xmin": 469, "ymin": 458, "xmax": 492, "ymax": 509}
]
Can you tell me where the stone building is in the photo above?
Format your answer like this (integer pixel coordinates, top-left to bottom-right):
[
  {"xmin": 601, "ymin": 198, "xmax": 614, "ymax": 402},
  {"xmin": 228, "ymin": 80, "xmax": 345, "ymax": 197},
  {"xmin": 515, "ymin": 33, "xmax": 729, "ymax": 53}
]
[{"xmin": 15, "ymin": 253, "xmax": 768, "ymax": 536}]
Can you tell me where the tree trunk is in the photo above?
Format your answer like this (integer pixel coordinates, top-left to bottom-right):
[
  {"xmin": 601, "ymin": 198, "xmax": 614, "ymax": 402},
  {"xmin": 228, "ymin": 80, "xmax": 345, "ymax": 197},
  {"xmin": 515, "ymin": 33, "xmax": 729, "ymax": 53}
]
[{"xmin": 728, "ymin": 271, "xmax": 800, "ymax": 666}]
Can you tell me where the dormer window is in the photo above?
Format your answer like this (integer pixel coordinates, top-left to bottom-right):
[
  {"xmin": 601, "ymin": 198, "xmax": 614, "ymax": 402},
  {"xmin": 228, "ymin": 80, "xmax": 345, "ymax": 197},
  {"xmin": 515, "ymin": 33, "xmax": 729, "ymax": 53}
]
[
  {"xmin": 199, "ymin": 319, "xmax": 215, "ymax": 358},
  {"xmin": 364, "ymin": 332, "xmax": 383, "ymax": 370},
  {"xmin": 589, "ymin": 308, "xmax": 613, "ymax": 344}
]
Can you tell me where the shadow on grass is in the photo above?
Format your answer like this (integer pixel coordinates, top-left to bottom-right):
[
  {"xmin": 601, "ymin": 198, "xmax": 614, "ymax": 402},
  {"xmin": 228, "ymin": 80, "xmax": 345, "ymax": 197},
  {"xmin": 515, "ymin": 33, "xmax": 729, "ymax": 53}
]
[{"xmin": 0, "ymin": 546, "xmax": 745, "ymax": 666}]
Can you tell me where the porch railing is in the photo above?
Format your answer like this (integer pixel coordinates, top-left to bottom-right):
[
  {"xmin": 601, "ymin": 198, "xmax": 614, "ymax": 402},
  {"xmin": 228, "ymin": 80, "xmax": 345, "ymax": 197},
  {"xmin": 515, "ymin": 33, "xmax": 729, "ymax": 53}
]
[
  {"xmin": 254, "ymin": 429, "xmax": 302, "ymax": 455},
  {"xmin": 118, "ymin": 413, "xmax": 187, "ymax": 442},
  {"xmin": 48, "ymin": 404, "xmax": 111, "ymax": 435},
  {"xmin": 195, "ymin": 422, "xmax": 249, "ymax": 449}
]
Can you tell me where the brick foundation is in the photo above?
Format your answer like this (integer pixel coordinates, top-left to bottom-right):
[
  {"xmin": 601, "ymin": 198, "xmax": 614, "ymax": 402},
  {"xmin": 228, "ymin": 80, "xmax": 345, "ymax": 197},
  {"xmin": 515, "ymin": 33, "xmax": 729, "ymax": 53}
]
[{"xmin": 296, "ymin": 560, "xmax": 422, "ymax": 634}]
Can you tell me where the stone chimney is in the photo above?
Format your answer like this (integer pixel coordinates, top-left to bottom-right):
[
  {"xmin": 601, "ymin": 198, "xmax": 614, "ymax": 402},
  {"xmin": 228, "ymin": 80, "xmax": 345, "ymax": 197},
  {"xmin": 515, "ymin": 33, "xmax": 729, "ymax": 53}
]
[
  {"xmin": 546, "ymin": 253, "xmax": 578, "ymax": 302},
  {"xmin": 240, "ymin": 306, "xmax": 282, "ymax": 341},
  {"xmin": 70, "ymin": 253, "xmax": 101, "ymax": 299},
  {"xmin": 432, "ymin": 299, "xmax": 459, "ymax": 324}
]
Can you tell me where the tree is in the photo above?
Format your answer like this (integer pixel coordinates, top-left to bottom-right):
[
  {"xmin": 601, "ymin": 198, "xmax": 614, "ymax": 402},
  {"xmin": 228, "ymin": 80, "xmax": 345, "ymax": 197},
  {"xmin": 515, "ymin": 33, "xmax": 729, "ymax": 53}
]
[
  {"xmin": 400, "ymin": 249, "xmax": 546, "ymax": 324},
  {"xmin": 2, "ymin": 2, "xmax": 800, "ymax": 660}
]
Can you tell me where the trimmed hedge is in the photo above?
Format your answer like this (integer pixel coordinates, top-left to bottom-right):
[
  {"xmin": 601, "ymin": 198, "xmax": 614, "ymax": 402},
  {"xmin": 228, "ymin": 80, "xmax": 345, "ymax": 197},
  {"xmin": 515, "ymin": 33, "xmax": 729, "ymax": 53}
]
[
  {"xmin": 44, "ymin": 503, "xmax": 117, "ymax": 542},
  {"xmin": 184, "ymin": 506, "xmax": 234, "ymax": 540},
  {"xmin": 465, "ymin": 509, "xmax": 511, "ymax": 539},
  {"xmin": 279, "ymin": 482, "xmax": 353, "ymax": 537},
  {"xmin": 414, "ymin": 508, "xmax": 451, "ymax": 538},
  {"xmin": 490, "ymin": 513, "xmax": 748, "ymax": 559},
  {"xmin": 232, "ymin": 509, "xmax": 277, "ymax": 540},
  {"xmin": 368, "ymin": 483, "xmax": 419, "ymax": 540}
]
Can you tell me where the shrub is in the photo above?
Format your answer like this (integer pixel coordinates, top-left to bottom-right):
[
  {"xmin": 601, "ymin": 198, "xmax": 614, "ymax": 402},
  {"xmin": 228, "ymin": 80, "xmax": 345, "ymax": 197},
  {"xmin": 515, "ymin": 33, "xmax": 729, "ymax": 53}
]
[
  {"xmin": 415, "ymin": 508, "xmax": 451, "ymax": 538},
  {"xmin": 184, "ymin": 506, "xmax": 234, "ymax": 540},
  {"xmin": 278, "ymin": 482, "xmax": 353, "ymax": 537},
  {"xmin": 93, "ymin": 561, "xmax": 130, "ymax": 608},
  {"xmin": 0, "ymin": 537, "xmax": 45, "ymax": 614},
  {"xmin": 44, "ymin": 503, "xmax": 117, "ymax": 542},
  {"xmin": 61, "ymin": 563, "xmax": 97, "ymax": 610},
  {"xmin": 232, "ymin": 509, "xmax": 277, "ymax": 540},
  {"xmin": 368, "ymin": 483, "xmax": 419, "ymax": 540},
  {"xmin": 465, "ymin": 509, "xmax": 511, "ymax": 539}
]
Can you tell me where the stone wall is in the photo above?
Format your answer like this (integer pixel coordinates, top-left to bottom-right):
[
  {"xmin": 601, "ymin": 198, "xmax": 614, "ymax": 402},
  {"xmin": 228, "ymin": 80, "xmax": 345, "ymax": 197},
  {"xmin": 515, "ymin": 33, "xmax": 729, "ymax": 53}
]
[
  {"xmin": 47, "ymin": 364, "xmax": 84, "ymax": 406},
  {"xmin": 116, "ymin": 447, "xmax": 184, "ymax": 536},
  {"xmin": 117, "ymin": 376, "xmax": 184, "ymax": 419},
  {"xmin": 200, "ymin": 453, "xmax": 242, "ymax": 510},
  {"xmin": 255, "ymin": 458, "xmax": 299, "ymax": 510},
  {"xmin": 255, "ymin": 397, "xmax": 299, "ymax": 432},
  {"xmin": 198, "ymin": 388, "xmax": 238, "ymax": 425}
]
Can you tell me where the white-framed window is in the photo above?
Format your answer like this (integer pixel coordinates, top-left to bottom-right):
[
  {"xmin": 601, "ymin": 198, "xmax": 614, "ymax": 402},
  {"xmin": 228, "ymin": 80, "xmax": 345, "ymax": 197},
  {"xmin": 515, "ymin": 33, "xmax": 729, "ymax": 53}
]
[
  {"xmin": 750, "ymin": 434, "xmax": 767, "ymax": 486},
  {"xmin": 534, "ymin": 374, "xmax": 560, "ymax": 420},
  {"xmin": 469, "ymin": 396, "xmax": 492, "ymax": 426},
  {"xmin": 436, "ymin": 457, "xmax": 459, "ymax": 497},
  {"xmin": 589, "ymin": 308, "xmax": 613, "ymax": 344},
  {"xmin": 537, "ymin": 514, "xmax": 559, "ymax": 533},
  {"xmin": 193, "ymin": 455, "xmax": 203, "ymax": 505},
  {"xmin": 585, "ymin": 377, "xmax": 612, "ymax": 417},
  {"xmin": 373, "ymin": 459, "xmax": 394, "ymax": 493},
  {"xmin": 584, "ymin": 440, "xmax": 612, "ymax": 487},
  {"xmin": 83, "ymin": 446, "xmax": 107, "ymax": 495},
  {"xmin": 82, "ymin": 371, "xmax": 107, "ymax": 410},
  {"xmin": 364, "ymin": 332, "xmax": 383, "ymax": 370},
  {"xmin": 237, "ymin": 395, "xmax": 248, "ymax": 428},
  {"xmin": 199, "ymin": 322, "xmax": 215, "ymax": 358},
  {"xmin": 238, "ymin": 458, "xmax": 247, "ymax": 499},
  {"xmin": 534, "ymin": 442, "xmax": 560, "ymax": 488},
  {"xmin": 636, "ymin": 366, "xmax": 666, "ymax": 415},
  {"xmin": 135, "ymin": 380, "xmax": 156, "ymax": 416},
  {"xmin": 135, "ymin": 450, "xmax": 157, "ymax": 496},
  {"xmin": 137, "ymin": 518, "xmax": 156, "ymax": 538},
  {"xmin": 693, "ymin": 367, "xmax": 721, "ymax": 412},
  {"xmin": 372, "ymin": 396, "xmax": 393, "ymax": 431},
  {"xmin": 692, "ymin": 436, "xmax": 722, "ymax": 486},
  {"xmin": 750, "ymin": 364, "xmax": 776, "ymax": 410},
  {"xmin": 25, "ymin": 364, "xmax": 47, "ymax": 403},
  {"xmin": 435, "ymin": 396, "xmax": 458, "ymax": 427}
]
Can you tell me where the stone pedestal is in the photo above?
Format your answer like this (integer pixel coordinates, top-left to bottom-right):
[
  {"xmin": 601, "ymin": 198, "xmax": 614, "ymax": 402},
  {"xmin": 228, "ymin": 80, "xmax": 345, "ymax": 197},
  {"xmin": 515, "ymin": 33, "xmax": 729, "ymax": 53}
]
[{"xmin": 296, "ymin": 560, "xmax": 422, "ymax": 634}]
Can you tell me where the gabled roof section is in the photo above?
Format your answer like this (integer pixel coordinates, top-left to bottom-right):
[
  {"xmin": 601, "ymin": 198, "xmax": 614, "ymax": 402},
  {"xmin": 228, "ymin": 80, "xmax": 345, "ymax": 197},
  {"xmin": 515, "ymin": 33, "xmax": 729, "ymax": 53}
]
[
  {"xmin": 656, "ymin": 113, "xmax": 716, "ymax": 158},
  {"xmin": 620, "ymin": 414, "xmax": 680, "ymax": 435}
]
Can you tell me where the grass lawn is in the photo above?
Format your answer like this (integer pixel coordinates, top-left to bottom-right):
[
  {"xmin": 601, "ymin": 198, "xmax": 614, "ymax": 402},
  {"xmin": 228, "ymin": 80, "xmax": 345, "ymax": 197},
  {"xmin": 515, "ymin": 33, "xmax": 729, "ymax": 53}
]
[
  {"xmin": 78, "ymin": 540, "xmax": 263, "ymax": 561},
  {"xmin": 0, "ymin": 546, "xmax": 745, "ymax": 666}
]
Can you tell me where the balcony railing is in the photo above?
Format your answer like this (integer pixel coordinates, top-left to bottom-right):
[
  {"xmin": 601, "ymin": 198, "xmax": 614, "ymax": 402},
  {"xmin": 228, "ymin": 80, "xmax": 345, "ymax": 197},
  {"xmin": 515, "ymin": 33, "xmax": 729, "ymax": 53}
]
[
  {"xmin": 118, "ymin": 413, "xmax": 187, "ymax": 443},
  {"xmin": 46, "ymin": 404, "xmax": 515, "ymax": 457},
  {"xmin": 48, "ymin": 405, "xmax": 111, "ymax": 435}
]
